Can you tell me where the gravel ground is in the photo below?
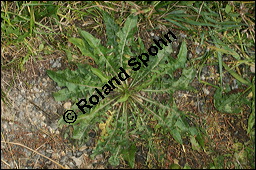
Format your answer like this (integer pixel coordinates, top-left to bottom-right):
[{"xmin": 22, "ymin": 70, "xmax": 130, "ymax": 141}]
[
  {"xmin": 1, "ymin": 53, "xmax": 105, "ymax": 169},
  {"xmin": 1, "ymin": 30, "xmax": 180, "ymax": 169},
  {"xmin": 1, "ymin": 32, "xmax": 254, "ymax": 168}
]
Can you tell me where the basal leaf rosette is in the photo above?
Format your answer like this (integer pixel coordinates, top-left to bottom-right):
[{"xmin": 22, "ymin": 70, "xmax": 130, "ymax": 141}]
[{"xmin": 47, "ymin": 13, "xmax": 204, "ymax": 167}]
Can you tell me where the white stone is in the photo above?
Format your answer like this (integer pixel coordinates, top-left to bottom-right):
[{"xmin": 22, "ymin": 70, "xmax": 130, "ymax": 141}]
[{"xmin": 63, "ymin": 102, "xmax": 72, "ymax": 109}]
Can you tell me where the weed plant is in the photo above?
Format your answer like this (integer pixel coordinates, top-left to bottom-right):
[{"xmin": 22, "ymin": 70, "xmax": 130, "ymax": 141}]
[{"xmin": 47, "ymin": 12, "xmax": 204, "ymax": 167}]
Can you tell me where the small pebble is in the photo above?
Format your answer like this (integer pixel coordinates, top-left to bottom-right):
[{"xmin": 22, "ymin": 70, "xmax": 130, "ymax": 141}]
[
  {"xmin": 66, "ymin": 151, "xmax": 73, "ymax": 157},
  {"xmin": 153, "ymin": 35, "xmax": 160, "ymax": 40},
  {"xmin": 188, "ymin": 53, "xmax": 193, "ymax": 59},
  {"xmin": 86, "ymin": 138, "xmax": 93, "ymax": 146},
  {"xmin": 79, "ymin": 145, "xmax": 88, "ymax": 152},
  {"xmin": 50, "ymin": 59, "xmax": 54, "ymax": 64},
  {"xmin": 60, "ymin": 156, "xmax": 68, "ymax": 164},
  {"xmin": 46, "ymin": 149, "xmax": 54, "ymax": 153},
  {"xmin": 250, "ymin": 64, "xmax": 255, "ymax": 73},
  {"xmin": 86, "ymin": 148, "xmax": 93, "ymax": 154},
  {"xmin": 45, "ymin": 153, "xmax": 52, "ymax": 158},
  {"xmin": 68, "ymin": 162, "xmax": 76, "ymax": 169},
  {"xmin": 60, "ymin": 151, "xmax": 66, "ymax": 157},
  {"xmin": 63, "ymin": 102, "xmax": 72, "ymax": 109},
  {"xmin": 33, "ymin": 86, "xmax": 39, "ymax": 92},
  {"xmin": 196, "ymin": 46, "xmax": 202, "ymax": 54},
  {"xmin": 35, "ymin": 93, "xmax": 40, "ymax": 98},
  {"xmin": 75, "ymin": 151, "xmax": 83, "ymax": 158},
  {"xmin": 52, "ymin": 152, "xmax": 60, "ymax": 160},
  {"xmin": 95, "ymin": 154, "xmax": 103, "ymax": 161},
  {"xmin": 180, "ymin": 33, "xmax": 187, "ymax": 38},
  {"xmin": 203, "ymin": 87, "xmax": 210, "ymax": 95}
]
